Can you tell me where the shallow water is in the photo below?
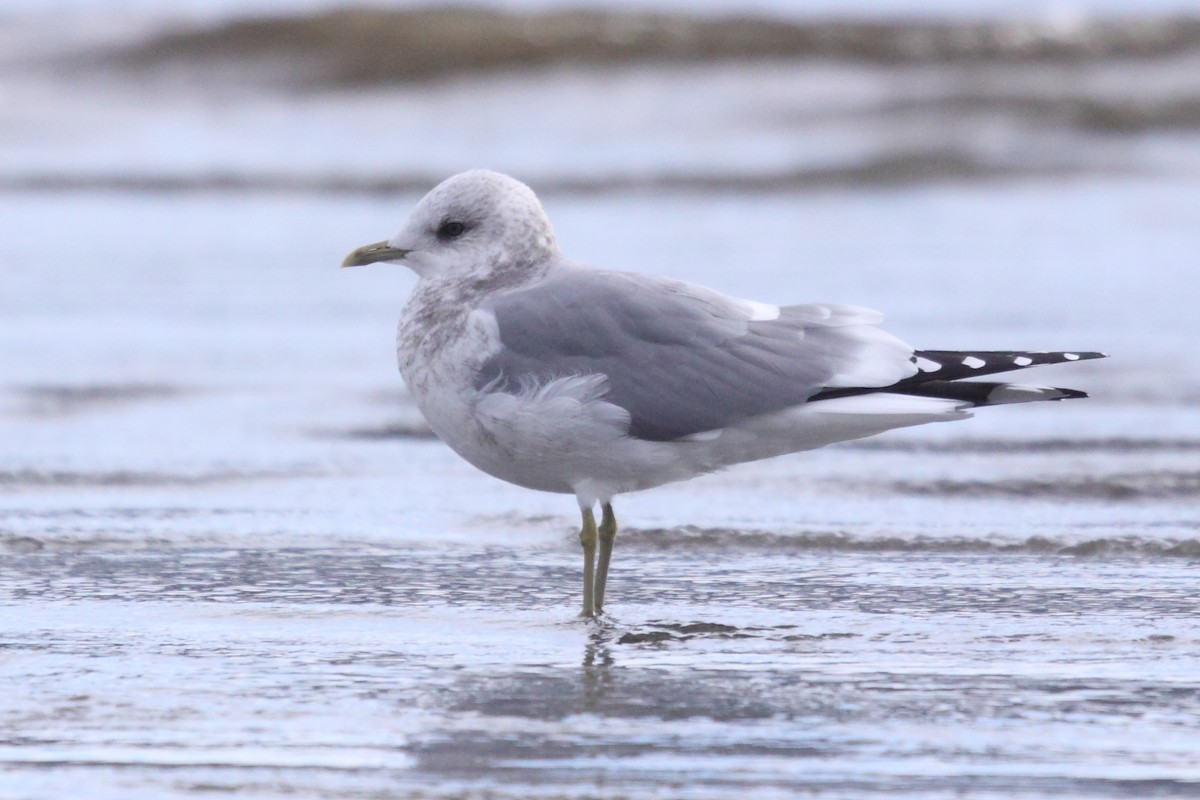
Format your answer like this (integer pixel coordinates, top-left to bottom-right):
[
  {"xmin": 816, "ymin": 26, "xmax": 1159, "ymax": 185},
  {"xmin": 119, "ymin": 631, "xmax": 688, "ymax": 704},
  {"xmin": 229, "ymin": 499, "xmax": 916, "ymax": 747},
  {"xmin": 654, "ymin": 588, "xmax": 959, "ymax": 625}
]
[
  {"xmin": 3, "ymin": 4, "xmax": 1200, "ymax": 797},
  {"xmin": 4, "ymin": 545, "xmax": 1200, "ymax": 798}
]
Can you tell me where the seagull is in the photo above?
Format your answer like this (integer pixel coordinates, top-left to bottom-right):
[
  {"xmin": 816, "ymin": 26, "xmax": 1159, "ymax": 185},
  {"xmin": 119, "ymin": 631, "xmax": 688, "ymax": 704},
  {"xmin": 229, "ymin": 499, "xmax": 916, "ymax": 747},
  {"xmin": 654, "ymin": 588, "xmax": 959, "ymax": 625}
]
[{"xmin": 343, "ymin": 169, "xmax": 1104, "ymax": 617}]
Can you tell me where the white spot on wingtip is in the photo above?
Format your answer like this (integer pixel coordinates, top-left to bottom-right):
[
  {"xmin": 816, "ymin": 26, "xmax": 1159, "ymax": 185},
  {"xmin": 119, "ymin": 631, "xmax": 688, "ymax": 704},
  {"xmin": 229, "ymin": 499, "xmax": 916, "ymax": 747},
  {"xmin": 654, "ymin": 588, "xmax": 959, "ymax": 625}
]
[
  {"xmin": 915, "ymin": 356, "xmax": 942, "ymax": 372},
  {"xmin": 962, "ymin": 356, "xmax": 986, "ymax": 369},
  {"xmin": 1063, "ymin": 353, "xmax": 1080, "ymax": 361},
  {"xmin": 989, "ymin": 384, "xmax": 1061, "ymax": 403},
  {"xmin": 1013, "ymin": 356, "xmax": 1033, "ymax": 366}
]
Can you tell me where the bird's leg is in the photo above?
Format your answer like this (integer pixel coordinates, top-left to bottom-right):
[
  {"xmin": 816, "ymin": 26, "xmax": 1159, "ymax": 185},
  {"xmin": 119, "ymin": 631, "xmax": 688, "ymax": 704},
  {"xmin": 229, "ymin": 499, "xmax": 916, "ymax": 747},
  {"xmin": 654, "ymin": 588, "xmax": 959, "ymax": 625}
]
[
  {"xmin": 579, "ymin": 506, "xmax": 598, "ymax": 617},
  {"xmin": 594, "ymin": 503, "xmax": 618, "ymax": 613}
]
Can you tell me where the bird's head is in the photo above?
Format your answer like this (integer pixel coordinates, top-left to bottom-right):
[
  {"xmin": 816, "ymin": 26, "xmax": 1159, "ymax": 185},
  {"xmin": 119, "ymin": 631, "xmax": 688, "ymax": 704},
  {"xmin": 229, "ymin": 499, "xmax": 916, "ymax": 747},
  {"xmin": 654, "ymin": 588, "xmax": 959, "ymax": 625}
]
[{"xmin": 341, "ymin": 170, "xmax": 560, "ymax": 281}]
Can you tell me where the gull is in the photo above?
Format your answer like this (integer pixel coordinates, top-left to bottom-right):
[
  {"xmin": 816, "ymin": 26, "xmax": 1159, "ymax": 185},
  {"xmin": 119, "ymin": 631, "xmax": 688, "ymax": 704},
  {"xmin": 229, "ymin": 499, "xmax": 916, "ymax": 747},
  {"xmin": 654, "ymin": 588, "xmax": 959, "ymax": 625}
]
[{"xmin": 343, "ymin": 169, "xmax": 1104, "ymax": 617}]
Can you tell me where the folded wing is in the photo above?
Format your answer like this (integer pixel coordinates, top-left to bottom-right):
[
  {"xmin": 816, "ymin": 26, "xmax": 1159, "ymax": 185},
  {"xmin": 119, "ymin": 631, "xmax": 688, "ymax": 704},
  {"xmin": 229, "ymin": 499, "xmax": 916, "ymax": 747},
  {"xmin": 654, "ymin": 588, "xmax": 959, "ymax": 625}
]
[{"xmin": 476, "ymin": 267, "xmax": 918, "ymax": 441}]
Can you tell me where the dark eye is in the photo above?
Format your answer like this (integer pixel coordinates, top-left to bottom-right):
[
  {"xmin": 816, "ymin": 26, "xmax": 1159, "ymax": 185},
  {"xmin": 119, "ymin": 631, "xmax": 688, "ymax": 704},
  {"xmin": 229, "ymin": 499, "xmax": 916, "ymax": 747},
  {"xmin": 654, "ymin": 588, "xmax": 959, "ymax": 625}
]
[{"xmin": 436, "ymin": 220, "xmax": 467, "ymax": 241}]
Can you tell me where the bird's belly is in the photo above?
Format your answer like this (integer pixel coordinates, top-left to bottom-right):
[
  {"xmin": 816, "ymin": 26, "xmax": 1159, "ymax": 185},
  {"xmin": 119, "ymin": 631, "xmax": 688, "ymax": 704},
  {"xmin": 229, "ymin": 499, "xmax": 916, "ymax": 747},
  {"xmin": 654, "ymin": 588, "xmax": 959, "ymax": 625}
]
[
  {"xmin": 399, "ymin": 364, "xmax": 573, "ymax": 494},
  {"xmin": 431, "ymin": 415, "xmax": 580, "ymax": 495}
]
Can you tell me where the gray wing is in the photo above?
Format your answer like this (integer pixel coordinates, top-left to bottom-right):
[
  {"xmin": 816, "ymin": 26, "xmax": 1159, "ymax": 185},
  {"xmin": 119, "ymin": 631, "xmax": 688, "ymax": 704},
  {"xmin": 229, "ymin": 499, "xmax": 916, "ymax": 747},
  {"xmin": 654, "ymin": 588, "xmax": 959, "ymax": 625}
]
[{"xmin": 477, "ymin": 267, "xmax": 916, "ymax": 441}]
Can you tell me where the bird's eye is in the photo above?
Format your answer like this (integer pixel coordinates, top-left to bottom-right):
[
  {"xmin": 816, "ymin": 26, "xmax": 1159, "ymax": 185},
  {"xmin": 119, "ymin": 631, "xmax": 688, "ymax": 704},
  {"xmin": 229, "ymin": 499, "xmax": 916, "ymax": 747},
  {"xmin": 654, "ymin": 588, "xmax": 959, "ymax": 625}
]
[{"xmin": 436, "ymin": 220, "xmax": 467, "ymax": 240}]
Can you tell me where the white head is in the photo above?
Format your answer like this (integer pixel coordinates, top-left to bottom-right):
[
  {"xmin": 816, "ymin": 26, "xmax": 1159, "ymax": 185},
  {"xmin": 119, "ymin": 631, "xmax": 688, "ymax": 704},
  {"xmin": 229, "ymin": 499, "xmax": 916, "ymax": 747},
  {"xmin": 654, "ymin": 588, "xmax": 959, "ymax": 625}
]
[{"xmin": 342, "ymin": 170, "xmax": 559, "ymax": 281}]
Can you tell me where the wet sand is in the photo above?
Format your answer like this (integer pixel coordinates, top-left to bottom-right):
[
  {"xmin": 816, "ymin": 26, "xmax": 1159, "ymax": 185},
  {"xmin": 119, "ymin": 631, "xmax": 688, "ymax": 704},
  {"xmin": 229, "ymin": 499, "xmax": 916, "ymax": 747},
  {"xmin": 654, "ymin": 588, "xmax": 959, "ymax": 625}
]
[{"xmin": 5, "ymin": 517, "xmax": 1200, "ymax": 797}]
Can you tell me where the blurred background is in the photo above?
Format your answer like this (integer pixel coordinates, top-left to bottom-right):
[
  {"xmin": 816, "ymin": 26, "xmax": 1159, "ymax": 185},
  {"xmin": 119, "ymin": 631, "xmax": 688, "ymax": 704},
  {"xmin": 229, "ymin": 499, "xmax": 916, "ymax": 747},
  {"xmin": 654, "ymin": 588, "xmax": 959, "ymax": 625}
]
[{"xmin": 3, "ymin": 2, "xmax": 1200, "ymax": 797}]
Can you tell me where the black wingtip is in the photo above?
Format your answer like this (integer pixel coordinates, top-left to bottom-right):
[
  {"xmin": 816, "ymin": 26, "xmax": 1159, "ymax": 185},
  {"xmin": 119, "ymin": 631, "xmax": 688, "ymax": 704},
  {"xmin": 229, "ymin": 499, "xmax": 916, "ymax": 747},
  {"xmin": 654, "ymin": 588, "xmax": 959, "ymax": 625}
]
[
  {"xmin": 909, "ymin": 349, "xmax": 1108, "ymax": 384},
  {"xmin": 1056, "ymin": 387, "xmax": 1089, "ymax": 400}
]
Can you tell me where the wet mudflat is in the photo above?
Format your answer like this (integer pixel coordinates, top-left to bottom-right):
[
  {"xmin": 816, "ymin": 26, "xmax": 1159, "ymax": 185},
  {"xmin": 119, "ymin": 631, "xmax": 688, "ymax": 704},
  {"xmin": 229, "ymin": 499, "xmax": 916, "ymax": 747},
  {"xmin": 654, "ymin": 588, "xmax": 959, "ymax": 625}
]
[{"xmin": 4, "ymin": 526, "xmax": 1200, "ymax": 798}]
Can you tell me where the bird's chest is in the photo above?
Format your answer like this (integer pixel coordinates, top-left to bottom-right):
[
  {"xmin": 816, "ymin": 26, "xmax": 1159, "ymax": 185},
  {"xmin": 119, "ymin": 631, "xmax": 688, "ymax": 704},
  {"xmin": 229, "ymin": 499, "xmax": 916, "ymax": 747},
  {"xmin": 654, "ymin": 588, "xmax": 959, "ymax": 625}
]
[{"xmin": 396, "ymin": 295, "xmax": 497, "ymax": 444}]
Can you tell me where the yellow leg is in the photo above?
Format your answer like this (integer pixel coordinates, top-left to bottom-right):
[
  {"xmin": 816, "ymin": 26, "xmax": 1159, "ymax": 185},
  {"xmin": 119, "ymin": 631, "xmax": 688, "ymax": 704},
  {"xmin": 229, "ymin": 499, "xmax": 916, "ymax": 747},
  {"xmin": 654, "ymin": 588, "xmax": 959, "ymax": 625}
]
[
  {"xmin": 595, "ymin": 503, "xmax": 617, "ymax": 613},
  {"xmin": 579, "ymin": 506, "xmax": 598, "ymax": 617}
]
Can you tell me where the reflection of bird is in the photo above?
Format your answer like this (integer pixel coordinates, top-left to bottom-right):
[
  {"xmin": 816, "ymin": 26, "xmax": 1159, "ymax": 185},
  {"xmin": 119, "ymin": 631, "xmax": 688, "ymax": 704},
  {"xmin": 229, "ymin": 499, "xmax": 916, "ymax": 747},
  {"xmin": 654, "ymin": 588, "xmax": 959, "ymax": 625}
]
[{"xmin": 343, "ymin": 170, "xmax": 1105, "ymax": 618}]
